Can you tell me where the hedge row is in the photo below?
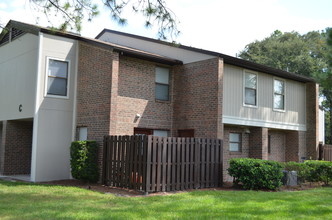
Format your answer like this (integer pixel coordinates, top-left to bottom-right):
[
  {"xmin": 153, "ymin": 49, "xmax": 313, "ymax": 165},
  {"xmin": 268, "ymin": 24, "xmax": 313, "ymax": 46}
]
[
  {"xmin": 228, "ymin": 158, "xmax": 332, "ymax": 190},
  {"xmin": 284, "ymin": 160, "xmax": 332, "ymax": 185}
]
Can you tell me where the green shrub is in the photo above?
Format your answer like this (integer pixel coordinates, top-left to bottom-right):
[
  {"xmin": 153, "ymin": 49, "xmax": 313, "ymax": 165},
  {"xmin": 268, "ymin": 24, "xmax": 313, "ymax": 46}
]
[
  {"xmin": 304, "ymin": 160, "xmax": 332, "ymax": 185},
  {"xmin": 70, "ymin": 141, "xmax": 99, "ymax": 183},
  {"xmin": 228, "ymin": 158, "xmax": 283, "ymax": 190}
]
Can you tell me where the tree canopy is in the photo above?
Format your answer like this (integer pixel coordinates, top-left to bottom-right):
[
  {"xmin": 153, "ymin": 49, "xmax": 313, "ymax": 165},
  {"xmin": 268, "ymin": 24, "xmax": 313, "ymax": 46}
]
[
  {"xmin": 24, "ymin": 0, "xmax": 179, "ymax": 40},
  {"xmin": 239, "ymin": 30, "xmax": 329, "ymax": 77}
]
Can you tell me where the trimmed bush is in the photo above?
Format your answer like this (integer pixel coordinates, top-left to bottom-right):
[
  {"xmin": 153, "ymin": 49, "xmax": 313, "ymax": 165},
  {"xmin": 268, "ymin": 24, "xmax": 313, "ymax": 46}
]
[
  {"xmin": 70, "ymin": 141, "xmax": 99, "ymax": 183},
  {"xmin": 228, "ymin": 158, "xmax": 283, "ymax": 190},
  {"xmin": 304, "ymin": 160, "xmax": 332, "ymax": 185}
]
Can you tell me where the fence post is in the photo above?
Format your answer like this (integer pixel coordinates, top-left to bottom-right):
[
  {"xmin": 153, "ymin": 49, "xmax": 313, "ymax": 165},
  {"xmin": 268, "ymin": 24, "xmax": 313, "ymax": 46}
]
[
  {"xmin": 194, "ymin": 138, "xmax": 200, "ymax": 189},
  {"xmin": 102, "ymin": 135, "xmax": 109, "ymax": 185},
  {"xmin": 318, "ymin": 142, "xmax": 324, "ymax": 160}
]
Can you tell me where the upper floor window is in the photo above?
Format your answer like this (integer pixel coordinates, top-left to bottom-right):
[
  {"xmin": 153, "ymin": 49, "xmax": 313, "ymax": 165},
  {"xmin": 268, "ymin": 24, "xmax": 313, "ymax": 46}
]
[
  {"xmin": 46, "ymin": 58, "xmax": 69, "ymax": 97},
  {"xmin": 155, "ymin": 67, "xmax": 170, "ymax": 101},
  {"xmin": 229, "ymin": 133, "xmax": 241, "ymax": 152},
  {"xmin": 244, "ymin": 72, "xmax": 257, "ymax": 106},
  {"xmin": 273, "ymin": 79, "xmax": 285, "ymax": 110}
]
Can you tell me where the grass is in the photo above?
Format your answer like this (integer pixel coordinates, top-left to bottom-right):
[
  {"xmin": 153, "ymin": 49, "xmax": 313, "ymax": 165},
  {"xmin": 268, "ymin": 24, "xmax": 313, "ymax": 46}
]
[{"xmin": 0, "ymin": 180, "xmax": 332, "ymax": 219}]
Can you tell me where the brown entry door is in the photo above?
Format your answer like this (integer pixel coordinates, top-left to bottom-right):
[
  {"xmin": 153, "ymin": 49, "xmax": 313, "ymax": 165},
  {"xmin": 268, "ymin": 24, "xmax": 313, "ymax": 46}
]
[
  {"xmin": 178, "ymin": 129, "xmax": 195, "ymax": 137},
  {"xmin": 134, "ymin": 128, "xmax": 153, "ymax": 135}
]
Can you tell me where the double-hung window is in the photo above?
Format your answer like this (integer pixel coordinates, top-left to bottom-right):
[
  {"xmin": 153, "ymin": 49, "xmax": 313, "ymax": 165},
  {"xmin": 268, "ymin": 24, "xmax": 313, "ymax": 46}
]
[
  {"xmin": 47, "ymin": 58, "xmax": 69, "ymax": 97},
  {"xmin": 155, "ymin": 67, "xmax": 170, "ymax": 101},
  {"xmin": 273, "ymin": 79, "xmax": 285, "ymax": 110},
  {"xmin": 229, "ymin": 133, "xmax": 241, "ymax": 152},
  {"xmin": 244, "ymin": 72, "xmax": 257, "ymax": 106}
]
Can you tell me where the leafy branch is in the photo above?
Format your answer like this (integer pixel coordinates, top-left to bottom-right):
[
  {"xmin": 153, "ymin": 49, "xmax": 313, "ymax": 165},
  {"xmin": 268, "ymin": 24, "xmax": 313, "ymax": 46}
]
[{"xmin": 28, "ymin": 0, "xmax": 179, "ymax": 40}]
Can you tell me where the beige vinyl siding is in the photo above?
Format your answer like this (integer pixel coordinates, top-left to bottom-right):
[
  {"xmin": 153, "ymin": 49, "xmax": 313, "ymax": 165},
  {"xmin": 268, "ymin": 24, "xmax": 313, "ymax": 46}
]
[
  {"xmin": 0, "ymin": 33, "xmax": 39, "ymax": 120},
  {"xmin": 223, "ymin": 64, "xmax": 306, "ymax": 130},
  {"xmin": 31, "ymin": 34, "xmax": 78, "ymax": 181}
]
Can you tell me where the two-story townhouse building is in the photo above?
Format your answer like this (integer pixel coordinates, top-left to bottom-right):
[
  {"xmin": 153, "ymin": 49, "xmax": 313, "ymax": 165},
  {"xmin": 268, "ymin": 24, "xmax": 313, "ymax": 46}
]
[{"xmin": 0, "ymin": 20, "xmax": 319, "ymax": 182}]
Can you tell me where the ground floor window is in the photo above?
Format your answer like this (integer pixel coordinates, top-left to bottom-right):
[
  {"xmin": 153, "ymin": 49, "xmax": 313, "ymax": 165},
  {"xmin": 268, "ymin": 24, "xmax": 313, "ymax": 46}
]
[{"xmin": 229, "ymin": 133, "xmax": 241, "ymax": 152}]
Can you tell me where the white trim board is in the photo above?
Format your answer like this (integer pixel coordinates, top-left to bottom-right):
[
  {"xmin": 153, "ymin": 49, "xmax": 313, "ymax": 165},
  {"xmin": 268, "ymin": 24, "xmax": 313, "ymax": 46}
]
[{"xmin": 222, "ymin": 115, "xmax": 306, "ymax": 131}]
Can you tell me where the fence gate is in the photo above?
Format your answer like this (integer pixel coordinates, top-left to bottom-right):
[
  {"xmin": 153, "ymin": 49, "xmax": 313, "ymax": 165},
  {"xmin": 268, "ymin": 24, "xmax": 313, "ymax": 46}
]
[
  {"xmin": 102, "ymin": 135, "xmax": 223, "ymax": 192},
  {"xmin": 320, "ymin": 144, "xmax": 332, "ymax": 161}
]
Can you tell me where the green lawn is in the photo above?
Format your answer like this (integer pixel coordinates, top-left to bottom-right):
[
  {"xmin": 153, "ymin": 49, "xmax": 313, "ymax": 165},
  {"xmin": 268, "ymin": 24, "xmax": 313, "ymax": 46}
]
[{"xmin": 0, "ymin": 180, "xmax": 331, "ymax": 219}]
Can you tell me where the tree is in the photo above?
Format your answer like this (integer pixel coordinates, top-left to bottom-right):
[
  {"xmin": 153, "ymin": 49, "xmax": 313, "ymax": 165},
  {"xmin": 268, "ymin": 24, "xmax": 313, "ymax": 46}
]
[
  {"xmin": 239, "ymin": 30, "xmax": 329, "ymax": 77},
  {"xmin": 239, "ymin": 29, "xmax": 332, "ymax": 143},
  {"xmin": 9, "ymin": 0, "xmax": 179, "ymax": 40}
]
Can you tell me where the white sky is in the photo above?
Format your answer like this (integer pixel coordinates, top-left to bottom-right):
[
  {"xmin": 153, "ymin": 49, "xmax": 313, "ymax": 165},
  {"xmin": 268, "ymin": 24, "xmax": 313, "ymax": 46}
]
[{"xmin": 1, "ymin": 0, "xmax": 332, "ymax": 56}]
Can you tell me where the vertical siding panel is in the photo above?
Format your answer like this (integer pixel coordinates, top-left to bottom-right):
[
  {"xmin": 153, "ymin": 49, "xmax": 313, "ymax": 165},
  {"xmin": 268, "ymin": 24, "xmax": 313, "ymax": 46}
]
[{"xmin": 223, "ymin": 64, "xmax": 306, "ymax": 127}]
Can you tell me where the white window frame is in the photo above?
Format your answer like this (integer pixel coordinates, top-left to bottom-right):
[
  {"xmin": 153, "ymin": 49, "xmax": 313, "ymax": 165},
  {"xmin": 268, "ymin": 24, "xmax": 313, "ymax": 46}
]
[
  {"xmin": 229, "ymin": 133, "xmax": 242, "ymax": 152},
  {"xmin": 273, "ymin": 77, "xmax": 286, "ymax": 112},
  {"xmin": 243, "ymin": 70, "xmax": 258, "ymax": 108},
  {"xmin": 45, "ymin": 57, "xmax": 70, "ymax": 99},
  {"xmin": 155, "ymin": 67, "xmax": 170, "ymax": 101}
]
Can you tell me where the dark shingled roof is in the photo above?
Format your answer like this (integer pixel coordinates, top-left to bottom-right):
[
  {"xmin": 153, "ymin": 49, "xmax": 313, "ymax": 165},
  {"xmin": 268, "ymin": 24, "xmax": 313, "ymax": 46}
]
[
  {"xmin": 0, "ymin": 20, "xmax": 183, "ymax": 66},
  {"xmin": 97, "ymin": 29, "xmax": 315, "ymax": 83}
]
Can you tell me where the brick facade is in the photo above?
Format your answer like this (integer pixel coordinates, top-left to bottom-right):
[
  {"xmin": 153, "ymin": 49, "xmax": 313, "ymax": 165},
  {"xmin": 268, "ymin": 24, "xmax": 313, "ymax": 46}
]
[
  {"xmin": 173, "ymin": 58, "xmax": 223, "ymax": 139},
  {"xmin": 0, "ymin": 120, "xmax": 33, "ymax": 175},
  {"xmin": 76, "ymin": 42, "xmax": 116, "ymax": 171},
  {"xmin": 268, "ymin": 130, "xmax": 286, "ymax": 162},
  {"xmin": 223, "ymin": 126, "xmax": 250, "ymax": 182},
  {"xmin": 116, "ymin": 56, "xmax": 173, "ymax": 134},
  {"xmin": 75, "ymin": 45, "xmax": 318, "ymax": 183},
  {"xmin": 285, "ymin": 131, "xmax": 306, "ymax": 162},
  {"xmin": 249, "ymin": 127, "xmax": 268, "ymax": 160}
]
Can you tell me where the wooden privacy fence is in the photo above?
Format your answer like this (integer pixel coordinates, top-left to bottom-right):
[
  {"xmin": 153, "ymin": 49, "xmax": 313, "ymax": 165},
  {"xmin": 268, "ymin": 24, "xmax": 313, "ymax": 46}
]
[
  {"xmin": 102, "ymin": 135, "xmax": 223, "ymax": 192},
  {"xmin": 320, "ymin": 144, "xmax": 332, "ymax": 161}
]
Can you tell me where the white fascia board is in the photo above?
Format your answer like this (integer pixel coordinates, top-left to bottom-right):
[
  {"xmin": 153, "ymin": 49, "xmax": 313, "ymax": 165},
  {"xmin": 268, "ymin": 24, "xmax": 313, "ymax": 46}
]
[{"xmin": 223, "ymin": 115, "xmax": 306, "ymax": 131}]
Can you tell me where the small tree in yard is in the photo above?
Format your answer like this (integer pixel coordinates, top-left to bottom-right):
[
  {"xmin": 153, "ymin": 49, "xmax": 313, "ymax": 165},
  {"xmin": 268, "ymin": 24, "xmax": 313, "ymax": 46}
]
[{"xmin": 70, "ymin": 141, "xmax": 99, "ymax": 183}]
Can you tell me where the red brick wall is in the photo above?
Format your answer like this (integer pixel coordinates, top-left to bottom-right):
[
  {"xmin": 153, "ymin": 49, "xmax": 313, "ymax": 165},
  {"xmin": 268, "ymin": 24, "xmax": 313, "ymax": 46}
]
[
  {"xmin": 306, "ymin": 82, "xmax": 319, "ymax": 159},
  {"xmin": 268, "ymin": 130, "xmax": 285, "ymax": 162},
  {"xmin": 116, "ymin": 56, "xmax": 173, "ymax": 134},
  {"xmin": 223, "ymin": 126, "xmax": 250, "ymax": 182},
  {"xmin": 249, "ymin": 127, "xmax": 268, "ymax": 160},
  {"xmin": 76, "ymin": 42, "xmax": 117, "ymax": 172},
  {"xmin": 285, "ymin": 130, "xmax": 306, "ymax": 162},
  {"xmin": 173, "ymin": 58, "xmax": 223, "ymax": 139},
  {"xmin": 0, "ymin": 121, "xmax": 4, "ymax": 174},
  {"xmin": 0, "ymin": 120, "xmax": 33, "ymax": 175}
]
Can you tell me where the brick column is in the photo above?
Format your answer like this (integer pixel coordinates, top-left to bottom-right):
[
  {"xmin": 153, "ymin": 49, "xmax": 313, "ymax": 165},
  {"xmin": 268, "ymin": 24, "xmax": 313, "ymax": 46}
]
[
  {"xmin": 173, "ymin": 57, "xmax": 224, "ymax": 139},
  {"xmin": 306, "ymin": 82, "xmax": 319, "ymax": 159},
  {"xmin": 0, "ymin": 121, "xmax": 5, "ymax": 174},
  {"xmin": 285, "ymin": 131, "xmax": 306, "ymax": 162},
  {"xmin": 109, "ymin": 53, "xmax": 119, "ymax": 135},
  {"xmin": 249, "ymin": 127, "xmax": 268, "ymax": 160},
  {"xmin": 76, "ymin": 42, "xmax": 117, "ymax": 180}
]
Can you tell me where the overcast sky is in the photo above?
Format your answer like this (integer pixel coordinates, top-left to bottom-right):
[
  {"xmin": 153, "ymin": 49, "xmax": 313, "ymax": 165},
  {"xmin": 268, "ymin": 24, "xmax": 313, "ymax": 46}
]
[{"xmin": 1, "ymin": 0, "xmax": 332, "ymax": 56}]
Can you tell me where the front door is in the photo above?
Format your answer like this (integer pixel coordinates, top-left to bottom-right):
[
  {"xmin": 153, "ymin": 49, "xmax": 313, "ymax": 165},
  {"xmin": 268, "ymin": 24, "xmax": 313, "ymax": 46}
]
[{"xmin": 178, "ymin": 129, "xmax": 195, "ymax": 137}]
